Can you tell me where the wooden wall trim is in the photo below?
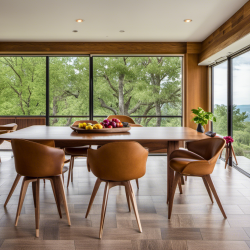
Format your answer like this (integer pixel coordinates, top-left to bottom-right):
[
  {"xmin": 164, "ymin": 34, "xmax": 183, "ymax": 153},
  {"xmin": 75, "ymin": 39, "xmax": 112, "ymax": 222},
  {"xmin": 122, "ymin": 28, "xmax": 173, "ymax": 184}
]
[
  {"xmin": 0, "ymin": 42, "xmax": 201, "ymax": 55},
  {"xmin": 0, "ymin": 42, "xmax": 186, "ymax": 55},
  {"xmin": 199, "ymin": 1, "xmax": 250, "ymax": 63}
]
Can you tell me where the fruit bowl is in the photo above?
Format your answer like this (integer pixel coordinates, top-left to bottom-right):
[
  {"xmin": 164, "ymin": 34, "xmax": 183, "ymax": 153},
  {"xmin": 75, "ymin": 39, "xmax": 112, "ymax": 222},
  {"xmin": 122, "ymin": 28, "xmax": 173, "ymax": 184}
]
[{"xmin": 70, "ymin": 125, "xmax": 131, "ymax": 133}]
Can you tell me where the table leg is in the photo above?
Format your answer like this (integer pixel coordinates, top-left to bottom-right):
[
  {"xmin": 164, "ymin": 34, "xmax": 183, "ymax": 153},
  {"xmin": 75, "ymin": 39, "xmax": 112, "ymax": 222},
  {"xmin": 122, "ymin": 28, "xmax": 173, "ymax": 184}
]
[{"xmin": 167, "ymin": 141, "xmax": 179, "ymax": 204}]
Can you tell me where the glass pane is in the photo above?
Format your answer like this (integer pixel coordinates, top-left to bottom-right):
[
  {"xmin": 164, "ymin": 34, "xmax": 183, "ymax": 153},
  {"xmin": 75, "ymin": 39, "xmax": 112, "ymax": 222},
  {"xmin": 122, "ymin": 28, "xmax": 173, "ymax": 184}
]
[
  {"xmin": 49, "ymin": 57, "xmax": 89, "ymax": 125},
  {"xmin": 93, "ymin": 57, "xmax": 182, "ymax": 126},
  {"xmin": 213, "ymin": 61, "xmax": 228, "ymax": 136},
  {"xmin": 232, "ymin": 51, "xmax": 250, "ymax": 168},
  {"xmin": 0, "ymin": 57, "xmax": 46, "ymax": 115}
]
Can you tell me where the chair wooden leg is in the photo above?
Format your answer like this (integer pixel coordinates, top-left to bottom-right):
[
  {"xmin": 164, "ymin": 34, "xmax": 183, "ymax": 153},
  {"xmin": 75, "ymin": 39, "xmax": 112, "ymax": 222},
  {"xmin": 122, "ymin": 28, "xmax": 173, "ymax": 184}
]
[
  {"xmin": 225, "ymin": 147, "xmax": 229, "ymax": 169},
  {"xmin": 99, "ymin": 181, "xmax": 109, "ymax": 239},
  {"xmin": 205, "ymin": 175, "xmax": 227, "ymax": 219},
  {"xmin": 85, "ymin": 178, "xmax": 102, "ymax": 218},
  {"xmin": 67, "ymin": 156, "xmax": 73, "ymax": 188},
  {"xmin": 71, "ymin": 157, "xmax": 75, "ymax": 183},
  {"xmin": 56, "ymin": 175, "xmax": 71, "ymax": 226},
  {"xmin": 168, "ymin": 172, "xmax": 181, "ymax": 219},
  {"xmin": 126, "ymin": 181, "xmax": 142, "ymax": 233},
  {"xmin": 125, "ymin": 185, "xmax": 131, "ymax": 212},
  {"xmin": 32, "ymin": 181, "xmax": 37, "ymax": 208},
  {"xmin": 202, "ymin": 176, "xmax": 213, "ymax": 203},
  {"xmin": 135, "ymin": 179, "xmax": 139, "ymax": 189},
  {"xmin": 232, "ymin": 145, "xmax": 238, "ymax": 165},
  {"xmin": 4, "ymin": 174, "xmax": 22, "ymax": 207},
  {"xmin": 49, "ymin": 178, "xmax": 62, "ymax": 218},
  {"xmin": 178, "ymin": 179, "xmax": 183, "ymax": 194},
  {"xmin": 15, "ymin": 177, "xmax": 30, "ymax": 226},
  {"xmin": 181, "ymin": 176, "xmax": 185, "ymax": 185},
  {"xmin": 34, "ymin": 179, "xmax": 40, "ymax": 237}
]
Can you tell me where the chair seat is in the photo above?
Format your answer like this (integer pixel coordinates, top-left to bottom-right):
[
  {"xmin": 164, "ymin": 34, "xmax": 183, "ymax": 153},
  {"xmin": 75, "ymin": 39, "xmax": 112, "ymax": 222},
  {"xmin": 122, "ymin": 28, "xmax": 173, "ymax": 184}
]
[
  {"xmin": 170, "ymin": 158, "xmax": 200, "ymax": 173},
  {"xmin": 64, "ymin": 146, "xmax": 88, "ymax": 156},
  {"xmin": 62, "ymin": 166, "xmax": 68, "ymax": 174}
]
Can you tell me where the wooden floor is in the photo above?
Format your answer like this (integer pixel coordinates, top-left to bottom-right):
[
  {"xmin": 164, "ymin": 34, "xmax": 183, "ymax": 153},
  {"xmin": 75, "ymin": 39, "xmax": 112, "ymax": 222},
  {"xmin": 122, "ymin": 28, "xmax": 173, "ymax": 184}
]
[{"xmin": 1, "ymin": 153, "xmax": 250, "ymax": 249}]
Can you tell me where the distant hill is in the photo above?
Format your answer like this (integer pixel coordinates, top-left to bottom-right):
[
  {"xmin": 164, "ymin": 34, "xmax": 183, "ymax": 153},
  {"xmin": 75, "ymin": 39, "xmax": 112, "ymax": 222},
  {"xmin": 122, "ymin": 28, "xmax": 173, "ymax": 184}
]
[{"xmin": 237, "ymin": 105, "xmax": 250, "ymax": 122}]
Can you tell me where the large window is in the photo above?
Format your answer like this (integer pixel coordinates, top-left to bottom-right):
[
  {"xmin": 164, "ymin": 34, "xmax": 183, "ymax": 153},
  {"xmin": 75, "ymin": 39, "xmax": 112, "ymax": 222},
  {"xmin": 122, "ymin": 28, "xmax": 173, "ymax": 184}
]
[
  {"xmin": 0, "ymin": 57, "xmax": 46, "ymax": 115},
  {"xmin": 0, "ymin": 56, "xmax": 183, "ymax": 127},
  {"xmin": 212, "ymin": 49, "xmax": 250, "ymax": 175},
  {"xmin": 232, "ymin": 51, "xmax": 250, "ymax": 161},
  {"xmin": 93, "ymin": 56, "xmax": 182, "ymax": 126}
]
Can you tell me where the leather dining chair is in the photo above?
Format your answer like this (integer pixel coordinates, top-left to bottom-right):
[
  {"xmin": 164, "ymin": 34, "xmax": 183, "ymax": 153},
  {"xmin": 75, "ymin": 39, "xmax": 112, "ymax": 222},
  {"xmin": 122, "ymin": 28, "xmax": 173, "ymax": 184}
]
[
  {"xmin": 107, "ymin": 115, "xmax": 142, "ymax": 188},
  {"xmin": 11, "ymin": 139, "xmax": 71, "ymax": 237},
  {"xmin": 168, "ymin": 137, "xmax": 226, "ymax": 219},
  {"xmin": 4, "ymin": 140, "xmax": 69, "ymax": 207},
  {"xmin": 64, "ymin": 120, "xmax": 98, "ymax": 187},
  {"xmin": 0, "ymin": 130, "xmax": 10, "ymax": 162},
  {"xmin": 0, "ymin": 123, "xmax": 18, "ymax": 162},
  {"xmin": 85, "ymin": 141, "xmax": 148, "ymax": 239}
]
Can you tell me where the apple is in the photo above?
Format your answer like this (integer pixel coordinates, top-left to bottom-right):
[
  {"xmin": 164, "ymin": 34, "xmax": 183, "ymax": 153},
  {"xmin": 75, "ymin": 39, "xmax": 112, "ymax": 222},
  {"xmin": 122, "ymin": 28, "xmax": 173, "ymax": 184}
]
[
  {"xmin": 111, "ymin": 121, "xmax": 116, "ymax": 128},
  {"xmin": 119, "ymin": 122, "xmax": 123, "ymax": 127},
  {"xmin": 112, "ymin": 118, "xmax": 116, "ymax": 122},
  {"xmin": 108, "ymin": 125, "xmax": 112, "ymax": 128},
  {"xmin": 115, "ymin": 119, "xmax": 120, "ymax": 123}
]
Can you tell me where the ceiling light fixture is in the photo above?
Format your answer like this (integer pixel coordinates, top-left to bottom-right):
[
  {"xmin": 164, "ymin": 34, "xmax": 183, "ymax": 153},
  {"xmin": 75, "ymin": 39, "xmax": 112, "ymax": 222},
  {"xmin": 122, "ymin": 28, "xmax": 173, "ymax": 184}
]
[
  {"xmin": 184, "ymin": 19, "xmax": 192, "ymax": 23},
  {"xmin": 76, "ymin": 19, "xmax": 84, "ymax": 23},
  {"xmin": 119, "ymin": 30, "xmax": 125, "ymax": 33},
  {"xmin": 73, "ymin": 30, "xmax": 78, "ymax": 32}
]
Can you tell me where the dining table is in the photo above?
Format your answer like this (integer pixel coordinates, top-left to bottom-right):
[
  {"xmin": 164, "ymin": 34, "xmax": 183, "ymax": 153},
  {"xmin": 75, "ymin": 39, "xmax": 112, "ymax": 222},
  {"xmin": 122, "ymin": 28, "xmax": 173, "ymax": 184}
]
[{"xmin": 0, "ymin": 125, "xmax": 208, "ymax": 203}]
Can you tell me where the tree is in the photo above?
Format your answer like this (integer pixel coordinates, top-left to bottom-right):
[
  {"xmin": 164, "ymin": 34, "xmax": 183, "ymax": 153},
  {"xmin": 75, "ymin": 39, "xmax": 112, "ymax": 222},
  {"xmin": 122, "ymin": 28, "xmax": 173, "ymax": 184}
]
[
  {"xmin": 213, "ymin": 104, "xmax": 248, "ymax": 136},
  {"xmin": 94, "ymin": 57, "xmax": 182, "ymax": 126}
]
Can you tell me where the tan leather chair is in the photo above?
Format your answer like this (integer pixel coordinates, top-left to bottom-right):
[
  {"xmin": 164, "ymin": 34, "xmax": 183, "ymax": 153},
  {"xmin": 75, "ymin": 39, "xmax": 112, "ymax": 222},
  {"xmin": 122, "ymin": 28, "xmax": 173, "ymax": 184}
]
[
  {"xmin": 0, "ymin": 123, "xmax": 18, "ymax": 132},
  {"xmin": 4, "ymin": 140, "xmax": 69, "ymax": 207},
  {"xmin": 11, "ymin": 139, "xmax": 71, "ymax": 237},
  {"xmin": 0, "ymin": 130, "xmax": 10, "ymax": 162},
  {"xmin": 85, "ymin": 141, "xmax": 148, "ymax": 238},
  {"xmin": 64, "ymin": 120, "xmax": 98, "ymax": 187},
  {"xmin": 0, "ymin": 123, "xmax": 17, "ymax": 161},
  {"xmin": 168, "ymin": 138, "xmax": 226, "ymax": 219}
]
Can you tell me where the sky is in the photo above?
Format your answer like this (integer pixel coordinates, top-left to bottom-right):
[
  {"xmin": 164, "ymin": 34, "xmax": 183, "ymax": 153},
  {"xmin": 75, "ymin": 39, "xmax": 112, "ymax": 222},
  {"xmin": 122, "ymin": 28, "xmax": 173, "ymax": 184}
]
[{"xmin": 214, "ymin": 51, "xmax": 250, "ymax": 106}]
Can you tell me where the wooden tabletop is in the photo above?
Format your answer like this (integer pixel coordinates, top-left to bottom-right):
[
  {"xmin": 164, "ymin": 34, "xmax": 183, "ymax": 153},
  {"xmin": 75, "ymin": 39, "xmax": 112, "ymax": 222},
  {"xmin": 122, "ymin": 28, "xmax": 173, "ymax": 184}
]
[{"xmin": 0, "ymin": 125, "xmax": 208, "ymax": 144}]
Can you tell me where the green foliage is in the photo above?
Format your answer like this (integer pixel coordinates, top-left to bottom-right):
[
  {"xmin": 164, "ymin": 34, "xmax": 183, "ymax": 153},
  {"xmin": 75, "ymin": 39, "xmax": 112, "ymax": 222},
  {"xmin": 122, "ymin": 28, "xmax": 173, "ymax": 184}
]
[
  {"xmin": 213, "ymin": 104, "xmax": 250, "ymax": 160},
  {"xmin": 0, "ymin": 56, "xmax": 182, "ymax": 127},
  {"xmin": 191, "ymin": 107, "xmax": 216, "ymax": 126}
]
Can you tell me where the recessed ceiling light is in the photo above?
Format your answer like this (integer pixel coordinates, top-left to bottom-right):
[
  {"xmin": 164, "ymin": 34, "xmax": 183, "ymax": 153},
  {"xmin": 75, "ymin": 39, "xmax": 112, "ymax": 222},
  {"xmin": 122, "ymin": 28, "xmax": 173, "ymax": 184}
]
[
  {"xmin": 184, "ymin": 19, "xmax": 192, "ymax": 23},
  {"xmin": 72, "ymin": 30, "xmax": 78, "ymax": 32},
  {"xmin": 76, "ymin": 19, "xmax": 84, "ymax": 23},
  {"xmin": 119, "ymin": 30, "xmax": 125, "ymax": 33}
]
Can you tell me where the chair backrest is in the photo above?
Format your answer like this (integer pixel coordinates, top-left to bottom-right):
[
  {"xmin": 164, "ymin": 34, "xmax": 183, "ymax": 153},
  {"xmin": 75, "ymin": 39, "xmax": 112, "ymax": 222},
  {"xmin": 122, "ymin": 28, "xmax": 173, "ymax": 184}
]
[
  {"xmin": 107, "ymin": 115, "xmax": 135, "ymax": 124},
  {"xmin": 11, "ymin": 139, "xmax": 65, "ymax": 178},
  {"xmin": 0, "ymin": 130, "xmax": 10, "ymax": 145},
  {"xmin": 186, "ymin": 138, "xmax": 226, "ymax": 161},
  {"xmin": 72, "ymin": 120, "xmax": 98, "ymax": 126},
  {"xmin": 87, "ymin": 141, "xmax": 148, "ymax": 181},
  {"xmin": 0, "ymin": 123, "xmax": 18, "ymax": 131}
]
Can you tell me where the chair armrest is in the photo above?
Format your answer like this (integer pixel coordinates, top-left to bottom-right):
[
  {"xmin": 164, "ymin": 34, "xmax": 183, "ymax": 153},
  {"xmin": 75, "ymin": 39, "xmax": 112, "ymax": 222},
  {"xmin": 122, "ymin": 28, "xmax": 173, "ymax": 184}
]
[
  {"xmin": 182, "ymin": 160, "xmax": 213, "ymax": 176},
  {"xmin": 169, "ymin": 149, "xmax": 205, "ymax": 161}
]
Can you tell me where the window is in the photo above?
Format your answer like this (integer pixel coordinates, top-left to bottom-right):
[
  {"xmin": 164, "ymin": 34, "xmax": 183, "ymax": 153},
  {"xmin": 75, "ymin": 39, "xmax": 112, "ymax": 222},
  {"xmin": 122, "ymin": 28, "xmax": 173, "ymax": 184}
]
[
  {"xmin": 49, "ymin": 57, "xmax": 89, "ymax": 126},
  {"xmin": 0, "ymin": 56, "xmax": 183, "ymax": 128},
  {"xmin": 213, "ymin": 61, "xmax": 228, "ymax": 136},
  {"xmin": 232, "ymin": 51, "xmax": 250, "ymax": 163},
  {"xmin": 93, "ymin": 56, "xmax": 182, "ymax": 126},
  {"xmin": 0, "ymin": 57, "xmax": 46, "ymax": 116}
]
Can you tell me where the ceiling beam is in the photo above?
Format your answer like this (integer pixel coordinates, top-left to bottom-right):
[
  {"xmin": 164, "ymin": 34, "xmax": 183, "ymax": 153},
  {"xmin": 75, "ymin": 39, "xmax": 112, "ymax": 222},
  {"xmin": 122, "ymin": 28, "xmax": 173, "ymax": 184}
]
[
  {"xmin": 0, "ymin": 42, "xmax": 202, "ymax": 55},
  {"xmin": 199, "ymin": 1, "xmax": 250, "ymax": 64}
]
